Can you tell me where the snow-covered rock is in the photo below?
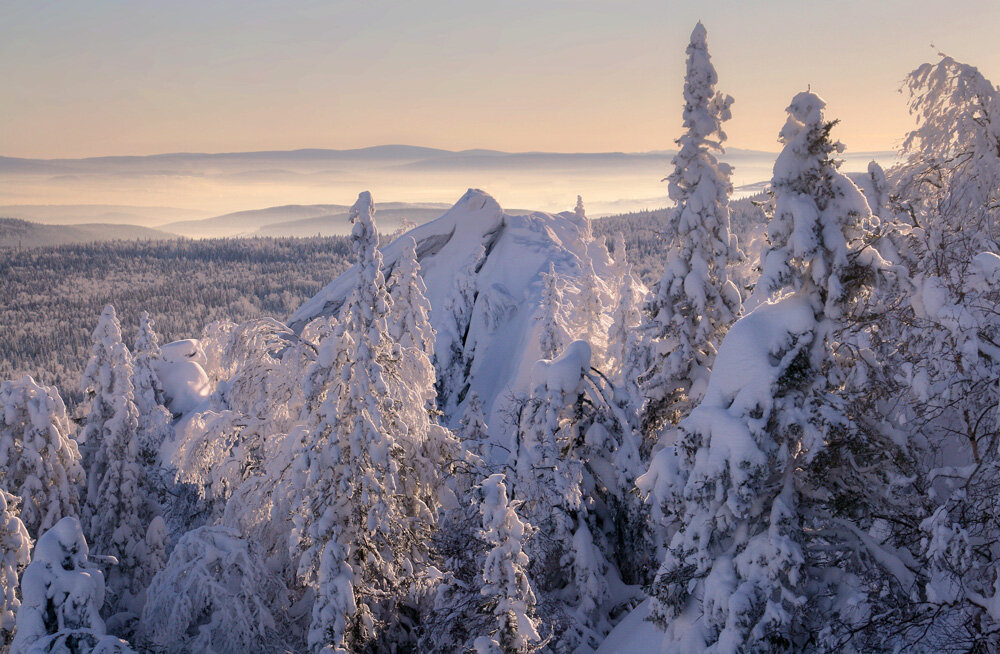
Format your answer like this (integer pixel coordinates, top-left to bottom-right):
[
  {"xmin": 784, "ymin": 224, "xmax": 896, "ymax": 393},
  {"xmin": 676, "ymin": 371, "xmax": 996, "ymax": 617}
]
[{"xmin": 290, "ymin": 189, "xmax": 638, "ymax": 458}]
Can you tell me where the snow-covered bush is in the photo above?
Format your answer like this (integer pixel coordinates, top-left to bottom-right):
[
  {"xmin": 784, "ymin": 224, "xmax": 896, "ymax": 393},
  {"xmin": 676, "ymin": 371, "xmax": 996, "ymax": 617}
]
[
  {"xmin": 138, "ymin": 526, "xmax": 293, "ymax": 653},
  {"xmin": 11, "ymin": 517, "xmax": 133, "ymax": 654}
]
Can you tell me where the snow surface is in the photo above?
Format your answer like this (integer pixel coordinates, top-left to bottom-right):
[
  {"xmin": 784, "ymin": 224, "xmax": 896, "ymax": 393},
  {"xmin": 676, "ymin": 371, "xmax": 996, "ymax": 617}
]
[
  {"xmin": 594, "ymin": 599, "xmax": 661, "ymax": 653},
  {"xmin": 151, "ymin": 357, "xmax": 210, "ymax": 415}
]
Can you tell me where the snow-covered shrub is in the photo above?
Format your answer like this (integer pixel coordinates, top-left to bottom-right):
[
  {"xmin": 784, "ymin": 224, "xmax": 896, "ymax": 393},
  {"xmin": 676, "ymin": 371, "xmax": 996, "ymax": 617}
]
[
  {"xmin": 138, "ymin": 526, "xmax": 293, "ymax": 653},
  {"xmin": 11, "ymin": 517, "xmax": 133, "ymax": 654},
  {"xmin": 0, "ymin": 377, "xmax": 84, "ymax": 538}
]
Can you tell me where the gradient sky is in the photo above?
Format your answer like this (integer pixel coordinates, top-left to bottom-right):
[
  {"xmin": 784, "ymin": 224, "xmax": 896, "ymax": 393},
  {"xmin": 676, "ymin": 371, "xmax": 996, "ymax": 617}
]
[{"xmin": 3, "ymin": 0, "xmax": 999, "ymax": 159}]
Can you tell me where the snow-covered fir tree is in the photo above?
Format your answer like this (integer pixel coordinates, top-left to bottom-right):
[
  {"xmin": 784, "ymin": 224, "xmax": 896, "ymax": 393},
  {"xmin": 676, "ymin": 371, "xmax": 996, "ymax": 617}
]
[
  {"xmin": 131, "ymin": 311, "xmax": 172, "ymax": 465},
  {"xmin": 574, "ymin": 195, "xmax": 590, "ymax": 241},
  {"xmin": 475, "ymin": 474, "xmax": 541, "ymax": 654},
  {"xmin": 638, "ymin": 21, "xmax": 742, "ymax": 437},
  {"xmin": 0, "ymin": 490, "xmax": 30, "ymax": 647},
  {"xmin": 640, "ymin": 91, "xmax": 914, "ymax": 651},
  {"xmin": 514, "ymin": 342, "xmax": 607, "ymax": 650},
  {"xmin": 0, "ymin": 376, "xmax": 84, "ymax": 538},
  {"xmin": 458, "ymin": 390, "xmax": 491, "ymax": 461},
  {"xmin": 294, "ymin": 192, "xmax": 450, "ymax": 652},
  {"xmin": 575, "ymin": 257, "xmax": 604, "ymax": 348},
  {"xmin": 80, "ymin": 306, "xmax": 159, "ymax": 595},
  {"xmin": 537, "ymin": 263, "xmax": 564, "ymax": 360}
]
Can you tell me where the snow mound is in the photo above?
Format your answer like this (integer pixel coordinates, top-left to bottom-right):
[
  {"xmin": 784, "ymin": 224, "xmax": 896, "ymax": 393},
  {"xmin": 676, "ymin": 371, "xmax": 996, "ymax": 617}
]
[
  {"xmin": 290, "ymin": 189, "xmax": 633, "ymax": 451},
  {"xmin": 153, "ymin": 346, "xmax": 211, "ymax": 415}
]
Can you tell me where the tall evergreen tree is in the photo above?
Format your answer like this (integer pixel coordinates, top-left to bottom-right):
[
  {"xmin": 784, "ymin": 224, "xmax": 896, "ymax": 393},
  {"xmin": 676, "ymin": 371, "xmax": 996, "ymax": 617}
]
[
  {"xmin": 638, "ymin": 22, "xmax": 742, "ymax": 436},
  {"xmin": 537, "ymin": 264, "xmax": 564, "ymax": 360},
  {"xmin": 80, "ymin": 306, "xmax": 157, "ymax": 593},
  {"xmin": 131, "ymin": 312, "xmax": 172, "ymax": 465},
  {"xmin": 641, "ymin": 91, "xmax": 911, "ymax": 651},
  {"xmin": 475, "ymin": 474, "xmax": 541, "ymax": 654},
  {"xmin": 296, "ymin": 192, "xmax": 447, "ymax": 652}
]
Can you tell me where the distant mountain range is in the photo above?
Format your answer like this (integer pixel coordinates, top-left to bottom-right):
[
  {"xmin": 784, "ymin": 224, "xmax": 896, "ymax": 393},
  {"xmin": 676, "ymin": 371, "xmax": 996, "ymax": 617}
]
[{"xmin": 0, "ymin": 145, "xmax": 899, "ymax": 245}]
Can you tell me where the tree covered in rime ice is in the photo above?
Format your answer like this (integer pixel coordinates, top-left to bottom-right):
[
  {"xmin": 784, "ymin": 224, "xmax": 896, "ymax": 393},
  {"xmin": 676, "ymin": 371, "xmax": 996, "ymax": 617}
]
[
  {"xmin": 575, "ymin": 256, "xmax": 604, "ymax": 349},
  {"xmin": 638, "ymin": 22, "xmax": 742, "ymax": 437},
  {"xmin": 130, "ymin": 312, "xmax": 172, "ymax": 465},
  {"xmin": 474, "ymin": 474, "xmax": 541, "ymax": 654},
  {"xmin": 138, "ymin": 526, "xmax": 293, "ymax": 654},
  {"xmin": 79, "ymin": 306, "xmax": 158, "ymax": 594},
  {"xmin": 873, "ymin": 55, "xmax": 1000, "ymax": 651},
  {"xmin": 639, "ymin": 91, "xmax": 916, "ymax": 651},
  {"xmin": 514, "ymin": 342, "xmax": 609, "ymax": 651},
  {"xmin": 0, "ymin": 376, "xmax": 84, "ymax": 539},
  {"xmin": 0, "ymin": 490, "xmax": 30, "ymax": 647},
  {"xmin": 458, "ymin": 390, "xmax": 491, "ymax": 461},
  {"xmin": 536, "ymin": 263, "xmax": 564, "ymax": 361},
  {"xmin": 11, "ymin": 517, "xmax": 134, "ymax": 654},
  {"xmin": 294, "ymin": 192, "xmax": 454, "ymax": 653}
]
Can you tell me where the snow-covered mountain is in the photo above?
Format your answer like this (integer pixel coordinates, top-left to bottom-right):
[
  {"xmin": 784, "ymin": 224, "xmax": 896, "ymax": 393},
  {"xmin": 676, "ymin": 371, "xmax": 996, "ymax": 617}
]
[{"xmin": 290, "ymin": 188, "xmax": 638, "ymax": 451}]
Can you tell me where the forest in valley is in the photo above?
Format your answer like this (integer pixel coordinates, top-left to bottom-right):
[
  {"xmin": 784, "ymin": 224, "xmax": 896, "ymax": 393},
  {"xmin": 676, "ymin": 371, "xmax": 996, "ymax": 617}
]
[{"xmin": 0, "ymin": 23, "xmax": 999, "ymax": 654}]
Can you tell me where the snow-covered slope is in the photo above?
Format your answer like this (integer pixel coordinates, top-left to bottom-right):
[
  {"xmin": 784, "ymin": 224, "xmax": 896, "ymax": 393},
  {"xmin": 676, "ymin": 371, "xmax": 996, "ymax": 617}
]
[{"xmin": 290, "ymin": 188, "xmax": 632, "ymax": 451}]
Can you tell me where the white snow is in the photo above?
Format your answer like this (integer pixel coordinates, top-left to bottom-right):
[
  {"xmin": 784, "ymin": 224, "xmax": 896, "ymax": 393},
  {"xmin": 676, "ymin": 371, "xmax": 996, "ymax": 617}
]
[{"xmin": 151, "ymin": 356, "xmax": 211, "ymax": 415}]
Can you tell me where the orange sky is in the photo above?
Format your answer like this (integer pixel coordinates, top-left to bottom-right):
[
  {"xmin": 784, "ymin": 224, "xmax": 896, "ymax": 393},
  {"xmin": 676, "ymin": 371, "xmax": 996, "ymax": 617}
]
[{"xmin": 3, "ymin": 0, "xmax": 999, "ymax": 159}]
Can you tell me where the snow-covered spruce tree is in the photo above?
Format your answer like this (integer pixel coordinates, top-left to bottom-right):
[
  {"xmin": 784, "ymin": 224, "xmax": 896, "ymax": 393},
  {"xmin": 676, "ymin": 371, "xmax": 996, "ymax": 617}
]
[
  {"xmin": 475, "ymin": 474, "xmax": 542, "ymax": 654},
  {"xmin": 606, "ymin": 265, "xmax": 642, "ymax": 392},
  {"xmin": 388, "ymin": 236, "xmax": 435, "ymax": 365},
  {"xmin": 0, "ymin": 490, "xmax": 30, "ymax": 647},
  {"xmin": 514, "ymin": 342, "xmax": 608, "ymax": 651},
  {"xmin": 610, "ymin": 232, "xmax": 629, "ymax": 286},
  {"xmin": 81, "ymin": 306, "xmax": 158, "ymax": 595},
  {"xmin": 537, "ymin": 263, "xmax": 565, "ymax": 360},
  {"xmin": 79, "ymin": 305, "xmax": 130, "ymax": 488},
  {"xmin": 458, "ymin": 390, "xmax": 491, "ymax": 461},
  {"xmin": 295, "ymin": 192, "xmax": 448, "ymax": 652},
  {"xmin": 639, "ymin": 21, "xmax": 742, "ymax": 437},
  {"xmin": 639, "ymin": 91, "xmax": 915, "ymax": 651},
  {"xmin": 575, "ymin": 256, "xmax": 604, "ymax": 348},
  {"xmin": 574, "ymin": 195, "xmax": 590, "ymax": 241},
  {"xmin": 138, "ymin": 526, "xmax": 293, "ymax": 653},
  {"xmin": 11, "ymin": 517, "xmax": 134, "ymax": 654},
  {"xmin": 131, "ymin": 312, "xmax": 172, "ymax": 465},
  {"xmin": 0, "ymin": 376, "xmax": 84, "ymax": 538}
]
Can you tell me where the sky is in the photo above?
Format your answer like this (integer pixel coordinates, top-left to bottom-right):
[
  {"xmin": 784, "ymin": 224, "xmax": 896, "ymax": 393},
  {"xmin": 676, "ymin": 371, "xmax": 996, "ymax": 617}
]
[{"xmin": 3, "ymin": 0, "xmax": 1000, "ymax": 159}]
